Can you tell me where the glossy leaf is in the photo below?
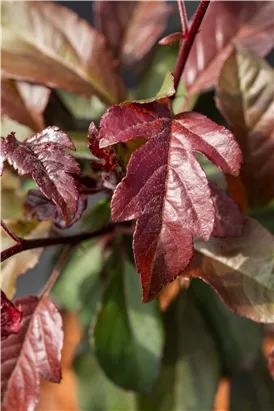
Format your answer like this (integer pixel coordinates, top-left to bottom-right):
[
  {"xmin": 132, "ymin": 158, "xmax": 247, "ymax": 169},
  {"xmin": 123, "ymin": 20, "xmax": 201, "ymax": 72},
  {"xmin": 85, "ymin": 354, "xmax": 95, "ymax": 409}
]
[
  {"xmin": 94, "ymin": 256, "xmax": 164, "ymax": 393},
  {"xmin": 1, "ymin": 295, "xmax": 63, "ymax": 411},
  {"xmin": 94, "ymin": 0, "xmax": 173, "ymax": 67},
  {"xmin": 1, "ymin": 1, "xmax": 126, "ymax": 105},
  {"xmin": 183, "ymin": 1, "xmax": 274, "ymax": 95},
  {"xmin": 1, "ymin": 79, "xmax": 50, "ymax": 132},
  {"xmin": 99, "ymin": 102, "xmax": 242, "ymax": 301},
  {"xmin": 1, "ymin": 290, "xmax": 22, "ymax": 341},
  {"xmin": 137, "ymin": 291, "xmax": 221, "ymax": 411},
  {"xmin": 193, "ymin": 217, "xmax": 274, "ymax": 323},
  {"xmin": 1, "ymin": 220, "xmax": 51, "ymax": 298},
  {"xmin": 1, "ymin": 126, "xmax": 80, "ymax": 225},
  {"xmin": 24, "ymin": 189, "xmax": 87, "ymax": 229},
  {"xmin": 216, "ymin": 46, "xmax": 274, "ymax": 206}
]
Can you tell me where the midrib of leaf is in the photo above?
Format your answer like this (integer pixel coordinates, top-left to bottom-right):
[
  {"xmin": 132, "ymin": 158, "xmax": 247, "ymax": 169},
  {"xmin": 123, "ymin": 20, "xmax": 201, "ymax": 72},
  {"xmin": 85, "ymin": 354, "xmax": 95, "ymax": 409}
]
[{"xmin": 2, "ymin": 27, "xmax": 116, "ymax": 105}]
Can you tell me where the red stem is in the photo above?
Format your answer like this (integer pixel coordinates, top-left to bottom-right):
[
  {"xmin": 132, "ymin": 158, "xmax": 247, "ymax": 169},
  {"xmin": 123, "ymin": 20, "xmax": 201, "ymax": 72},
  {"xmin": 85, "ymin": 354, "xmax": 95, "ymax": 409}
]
[
  {"xmin": 177, "ymin": 1, "xmax": 189, "ymax": 36},
  {"xmin": 173, "ymin": 1, "xmax": 210, "ymax": 92},
  {"xmin": 1, "ymin": 220, "xmax": 22, "ymax": 243},
  {"xmin": 1, "ymin": 224, "xmax": 114, "ymax": 262}
]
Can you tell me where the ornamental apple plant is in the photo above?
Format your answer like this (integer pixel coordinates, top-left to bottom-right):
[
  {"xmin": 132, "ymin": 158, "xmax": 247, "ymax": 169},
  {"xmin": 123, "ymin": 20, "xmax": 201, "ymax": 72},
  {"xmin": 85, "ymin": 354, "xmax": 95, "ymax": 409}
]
[{"xmin": 1, "ymin": 1, "xmax": 274, "ymax": 410}]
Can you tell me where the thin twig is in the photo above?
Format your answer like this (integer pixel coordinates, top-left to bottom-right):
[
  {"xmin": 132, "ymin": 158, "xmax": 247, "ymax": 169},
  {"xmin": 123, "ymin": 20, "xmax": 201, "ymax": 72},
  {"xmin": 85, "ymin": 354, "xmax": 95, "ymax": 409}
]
[
  {"xmin": 177, "ymin": 0, "xmax": 189, "ymax": 36},
  {"xmin": 173, "ymin": 1, "xmax": 210, "ymax": 92},
  {"xmin": 40, "ymin": 246, "xmax": 72, "ymax": 297},
  {"xmin": 1, "ymin": 224, "xmax": 114, "ymax": 262},
  {"xmin": 1, "ymin": 220, "xmax": 22, "ymax": 243}
]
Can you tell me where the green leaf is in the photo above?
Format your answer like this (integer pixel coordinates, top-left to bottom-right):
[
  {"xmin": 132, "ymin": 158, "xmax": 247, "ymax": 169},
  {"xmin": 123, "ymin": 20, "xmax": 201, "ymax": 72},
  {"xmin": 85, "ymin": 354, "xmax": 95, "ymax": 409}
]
[
  {"xmin": 132, "ymin": 46, "xmax": 178, "ymax": 101},
  {"xmin": 53, "ymin": 240, "xmax": 104, "ymax": 313},
  {"xmin": 137, "ymin": 290, "xmax": 221, "ymax": 410},
  {"xmin": 131, "ymin": 71, "xmax": 175, "ymax": 104},
  {"xmin": 58, "ymin": 90, "xmax": 106, "ymax": 121},
  {"xmin": 74, "ymin": 352, "xmax": 136, "ymax": 411},
  {"xmin": 230, "ymin": 356, "xmax": 274, "ymax": 411},
  {"xmin": 81, "ymin": 199, "xmax": 111, "ymax": 231},
  {"xmin": 190, "ymin": 279, "xmax": 263, "ymax": 374},
  {"xmin": 93, "ymin": 254, "xmax": 164, "ymax": 394}
]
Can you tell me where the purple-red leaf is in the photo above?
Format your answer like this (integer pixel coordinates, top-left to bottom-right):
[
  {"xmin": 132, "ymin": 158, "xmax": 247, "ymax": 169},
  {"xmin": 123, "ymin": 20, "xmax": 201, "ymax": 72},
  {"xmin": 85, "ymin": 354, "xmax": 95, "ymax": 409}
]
[
  {"xmin": 216, "ymin": 46, "xmax": 274, "ymax": 206},
  {"xmin": 1, "ymin": 126, "xmax": 80, "ymax": 226},
  {"xmin": 210, "ymin": 182, "xmax": 243, "ymax": 238},
  {"xmin": 1, "ymin": 291, "xmax": 22, "ymax": 341},
  {"xmin": 183, "ymin": 1, "xmax": 274, "ymax": 95},
  {"xmin": 193, "ymin": 217, "xmax": 274, "ymax": 323},
  {"xmin": 99, "ymin": 102, "xmax": 242, "ymax": 301},
  {"xmin": 94, "ymin": 0, "xmax": 173, "ymax": 67},
  {"xmin": 88, "ymin": 122, "xmax": 118, "ymax": 172},
  {"xmin": 2, "ymin": 1, "xmax": 126, "ymax": 105},
  {"xmin": 1, "ymin": 79, "xmax": 51, "ymax": 132},
  {"xmin": 24, "ymin": 189, "xmax": 87, "ymax": 229},
  {"xmin": 1, "ymin": 295, "xmax": 63, "ymax": 411}
]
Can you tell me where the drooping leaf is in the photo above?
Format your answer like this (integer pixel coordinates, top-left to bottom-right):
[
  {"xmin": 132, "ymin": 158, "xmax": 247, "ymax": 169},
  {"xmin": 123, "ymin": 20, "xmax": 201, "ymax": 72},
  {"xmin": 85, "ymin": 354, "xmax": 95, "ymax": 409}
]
[
  {"xmin": 1, "ymin": 295, "xmax": 63, "ymax": 411},
  {"xmin": 75, "ymin": 352, "xmax": 136, "ymax": 411},
  {"xmin": 137, "ymin": 290, "xmax": 221, "ymax": 411},
  {"xmin": 93, "ymin": 0, "xmax": 173, "ymax": 67},
  {"xmin": 183, "ymin": 1, "xmax": 274, "ymax": 95},
  {"xmin": 216, "ymin": 46, "xmax": 274, "ymax": 206},
  {"xmin": 1, "ymin": 79, "xmax": 50, "ymax": 132},
  {"xmin": 1, "ymin": 1, "xmax": 126, "ymax": 105},
  {"xmin": 93, "ymin": 254, "xmax": 164, "ymax": 393},
  {"xmin": 99, "ymin": 102, "xmax": 242, "ymax": 301},
  {"xmin": 1, "ymin": 220, "xmax": 51, "ymax": 298},
  {"xmin": 193, "ymin": 217, "xmax": 274, "ymax": 323},
  {"xmin": 1, "ymin": 290, "xmax": 22, "ymax": 341},
  {"xmin": 24, "ymin": 189, "xmax": 87, "ymax": 229},
  {"xmin": 1, "ymin": 126, "xmax": 80, "ymax": 225}
]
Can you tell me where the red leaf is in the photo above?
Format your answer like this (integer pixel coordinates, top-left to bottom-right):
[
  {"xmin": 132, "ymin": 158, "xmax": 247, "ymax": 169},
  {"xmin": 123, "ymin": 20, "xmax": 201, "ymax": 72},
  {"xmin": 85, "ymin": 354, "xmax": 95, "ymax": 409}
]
[
  {"xmin": 1, "ymin": 80, "xmax": 51, "ymax": 132},
  {"xmin": 1, "ymin": 126, "xmax": 80, "ymax": 226},
  {"xmin": 1, "ymin": 291, "xmax": 22, "ymax": 341},
  {"xmin": 183, "ymin": 1, "xmax": 274, "ymax": 95},
  {"xmin": 1, "ymin": 295, "xmax": 63, "ymax": 411},
  {"xmin": 269, "ymin": 348, "xmax": 274, "ymax": 380},
  {"xmin": 210, "ymin": 182, "xmax": 243, "ymax": 238},
  {"xmin": 94, "ymin": 0, "xmax": 173, "ymax": 67},
  {"xmin": 99, "ymin": 102, "xmax": 242, "ymax": 301},
  {"xmin": 24, "ymin": 189, "xmax": 87, "ymax": 229},
  {"xmin": 2, "ymin": 1, "xmax": 126, "ymax": 105},
  {"xmin": 158, "ymin": 32, "xmax": 183, "ymax": 46},
  {"xmin": 88, "ymin": 122, "xmax": 117, "ymax": 172}
]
